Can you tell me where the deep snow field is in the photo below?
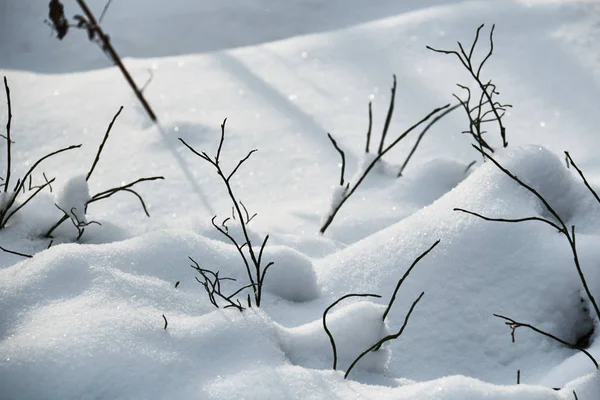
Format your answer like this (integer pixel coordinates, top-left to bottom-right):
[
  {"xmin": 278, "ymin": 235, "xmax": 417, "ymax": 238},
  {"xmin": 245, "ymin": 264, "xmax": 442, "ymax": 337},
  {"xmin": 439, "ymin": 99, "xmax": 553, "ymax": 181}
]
[{"xmin": 2, "ymin": 0, "xmax": 600, "ymax": 399}]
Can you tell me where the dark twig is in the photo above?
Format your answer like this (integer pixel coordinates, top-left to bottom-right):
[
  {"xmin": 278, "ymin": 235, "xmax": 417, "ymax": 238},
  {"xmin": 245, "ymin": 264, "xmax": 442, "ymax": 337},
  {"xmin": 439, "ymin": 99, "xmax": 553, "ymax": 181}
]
[
  {"xmin": 428, "ymin": 24, "xmax": 511, "ymax": 150},
  {"xmin": 322, "ymin": 293, "xmax": 382, "ymax": 370},
  {"xmin": 3, "ymin": 77, "xmax": 12, "ymax": 192},
  {"xmin": 565, "ymin": 152, "xmax": 600, "ymax": 205},
  {"xmin": 454, "ymin": 208, "xmax": 563, "ymax": 233},
  {"xmin": 517, "ymin": 369, "xmax": 520, "ymax": 384},
  {"xmin": 345, "ymin": 292, "xmax": 425, "ymax": 379},
  {"xmin": 397, "ymin": 104, "xmax": 460, "ymax": 177},
  {"xmin": 378, "ymin": 75, "xmax": 397, "ymax": 155},
  {"xmin": 494, "ymin": 314, "xmax": 598, "ymax": 369},
  {"xmin": 162, "ymin": 314, "xmax": 168, "ymax": 330},
  {"xmin": 58, "ymin": 0, "xmax": 158, "ymax": 123},
  {"xmin": 382, "ymin": 240, "xmax": 439, "ymax": 321},
  {"xmin": 365, "ymin": 102, "xmax": 373, "ymax": 153},
  {"xmin": 327, "ymin": 133, "xmax": 346, "ymax": 186},
  {"xmin": 0, "ymin": 245, "xmax": 33, "ymax": 258},
  {"xmin": 87, "ymin": 106, "xmax": 123, "ymax": 181}
]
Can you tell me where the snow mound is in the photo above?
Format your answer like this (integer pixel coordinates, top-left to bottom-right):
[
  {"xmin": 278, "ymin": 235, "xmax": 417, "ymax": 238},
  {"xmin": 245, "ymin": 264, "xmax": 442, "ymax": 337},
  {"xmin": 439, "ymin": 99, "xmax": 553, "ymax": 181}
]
[
  {"xmin": 262, "ymin": 245, "xmax": 320, "ymax": 302},
  {"xmin": 277, "ymin": 301, "xmax": 390, "ymax": 373},
  {"xmin": 319, "ymin": 145, "xmax": 600, "ymax": 383}
]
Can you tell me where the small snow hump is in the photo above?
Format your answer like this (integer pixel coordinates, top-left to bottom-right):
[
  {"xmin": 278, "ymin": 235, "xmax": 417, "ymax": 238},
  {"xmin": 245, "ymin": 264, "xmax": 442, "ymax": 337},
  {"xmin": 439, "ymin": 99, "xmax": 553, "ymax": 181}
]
[
  {"xmin": 262, "ymin": 246, "xmax": 320, "ymax": 302},
  {"xmin": 55, "ymin": 175, "xmax": 91, "ymax": 224}
]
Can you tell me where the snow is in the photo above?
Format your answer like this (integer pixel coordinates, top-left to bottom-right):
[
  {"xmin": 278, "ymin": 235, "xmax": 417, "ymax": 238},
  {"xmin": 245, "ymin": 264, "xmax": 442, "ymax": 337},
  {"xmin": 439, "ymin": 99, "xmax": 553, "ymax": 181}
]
[
  {"xmin": 2, "ymin": 0, "xmax": 600, "ymax": 398},
  {"xmin": 54, "ymin": 174, "xmax": 90, "ymax": 224}
]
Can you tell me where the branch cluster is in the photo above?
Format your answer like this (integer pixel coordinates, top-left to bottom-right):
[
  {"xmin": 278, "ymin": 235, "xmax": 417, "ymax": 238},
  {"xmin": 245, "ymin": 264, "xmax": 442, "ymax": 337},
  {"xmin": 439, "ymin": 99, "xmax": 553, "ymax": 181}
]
[
  {"xmin": 180, "ymin": 119, "xmax": 273, "ymax": 308},
  {"xmin": 321, "ymin": 74, "xmax": 456, "ymax": 234},
  {"xmin": 428, "ymin": 24, "xmax": 511, "ymax": 153},
  {"xmin": 45, "ymin": 106, "xmax": 164, "ymax": 240},
  {"xmin": 1, "ymin": 77, "xmax": 81, "ymax": 230}
]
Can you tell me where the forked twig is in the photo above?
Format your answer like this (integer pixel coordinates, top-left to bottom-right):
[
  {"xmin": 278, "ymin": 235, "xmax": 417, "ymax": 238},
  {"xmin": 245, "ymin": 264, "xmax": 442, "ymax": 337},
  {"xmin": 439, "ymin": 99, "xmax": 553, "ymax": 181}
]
[{"xmin": 494, "ymin": 314, "xmax": 598, "ymax": 369}]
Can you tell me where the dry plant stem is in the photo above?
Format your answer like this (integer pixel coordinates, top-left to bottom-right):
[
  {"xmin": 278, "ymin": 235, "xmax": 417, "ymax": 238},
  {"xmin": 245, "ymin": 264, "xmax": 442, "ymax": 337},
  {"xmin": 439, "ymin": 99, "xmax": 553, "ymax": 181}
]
[
  {"xmin": 428, "ymin": 24, "xmax": 510, "ymax": 149},
  {"xmin": 397, "ymin": 104, "xmax": 460, "ymax": 177},
  {"xmin": 382, "ymin": 240, "xmax": 439, "ymax": 321},
  {"xmin": 327, "ymin": 133, "xmax": 346, "ymax": 186},
  {"xmin": 461, "ymin": 146, "xmax": 600, "ymax": 321},
  {"xmin": 320, "ymin": 103, "xmax": 451, "ymax": 234},
  {"xmin": 0, "ymin": 245, "xmax": 33, "ymax": 258},
  {"xmin": 322, "ymin": 293, "xmax": 382, "ymax": 370},
  {"xmin": 573, "ymin": 391, "xmax": 579, "ymax": 400},
  {"xmin": 179, "ymin": 119, "xmax": 272, "ymax": 307},
  {"xmin": 87, "ymin": 106, "xmax": 123, "ymax": 181},
  {"xmin": 494, "ymin": 314, "xmax": 598, "ymax": 369},
  {"xmin": 75, "ymin": 0, "xmax": 157, "ymax": 123},
  {"xmin": 453, "ymin": 208, "xmax": 562, "ymax": 232},
  {"xmin": 162, "ymin": 314, "xmax": 168, "ymax": 330},
  {"xmin": 565, "ymin": 152, "xmax": 600, "ymax": 204},
  {"xmin": 365, "ymin": 101, "xmax": 373, "ymax": 153},
  {"xmin": 189, "ymin": 257, "xmax": 245, "ymax": 311},
  {"xmin": 3, "ymin": 77, "xmax": 12, "ymax": 191},
  {"xmin": 517, "ymin": 369, "xmax": 520, "ymax": 384},
  {"xmin": 344, "ymin": 291, "xmax": 425, "ymax": 379},
  {"xmin": 377, "ymin": 75, "xmax": 397, "ymax": 155}
]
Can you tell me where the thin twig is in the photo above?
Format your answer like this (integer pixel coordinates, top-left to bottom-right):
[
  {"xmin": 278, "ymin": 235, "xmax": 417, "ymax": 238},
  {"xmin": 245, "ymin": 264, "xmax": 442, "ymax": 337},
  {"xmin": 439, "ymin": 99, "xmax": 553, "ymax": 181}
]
[
  {"xmin": 87, "ymin": 106, "xmax": 123, "ymax": 181},
  {"xmin": 365, "ymin": 101, "xmax": 373, "ymax": 153},
  {"xmin": 494, "ymin": 314, "xmax": 598, "ymax": 369},
  {"xmin": 322, "ymin": 293, "xmax": 382, "ymax": 370},
  {"xmin": 454, "ymin": 208, "xmax": 563, "ymax": 232},
  {"xmin": 565, "ymin": 152, "xmax": 600, "ymax": 205},
  {"xmin": 377, "ymin": 75, "xmax": 397, "ymax": 155},
  {"xmin": 327, "ymin": 133, "xmax": 346, "ymax": 186},
  {"xmin": 3, "ymin": 77, "xmax": 12, "ymax": 192},
  {"xmin": 162, "ymin": 314, "xmax": 168, "ymax": 330},
  {"xmin": 0, "ymin": 245, "xmax": 33, "ymax": 258},
  {"xmin": 75, "ymin": 0, "xmax": 157, "ymax": 122},
  {"xmin": 382, "ymin": 240, "xmax": 439, "ymax": 321},
  {"xmin": 397, "ymin": 104, "xmax": 460, "ymax": 177}
]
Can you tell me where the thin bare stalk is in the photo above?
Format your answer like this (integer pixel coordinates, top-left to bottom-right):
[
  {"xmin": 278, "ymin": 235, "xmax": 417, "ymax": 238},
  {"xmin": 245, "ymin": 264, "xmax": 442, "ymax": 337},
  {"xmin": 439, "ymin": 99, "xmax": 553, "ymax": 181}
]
[
  {"xmin": 87, "ymin": 106, "xmax": 123, "ymax": 181},
  {"xmin": 494, "ymin": 314, "xmax": 598, "ymax": 369},
  {"xmin": 382, "ymin": 240, "xmax": 439, "ymax": 321}
]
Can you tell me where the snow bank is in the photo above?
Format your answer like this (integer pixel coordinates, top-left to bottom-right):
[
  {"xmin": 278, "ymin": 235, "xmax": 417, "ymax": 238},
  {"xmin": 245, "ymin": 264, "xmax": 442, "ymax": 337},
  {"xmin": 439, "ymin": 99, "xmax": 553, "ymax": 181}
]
[{"xmin": 319, "ymin": 146, "xmax": 600, "ymax": 383}]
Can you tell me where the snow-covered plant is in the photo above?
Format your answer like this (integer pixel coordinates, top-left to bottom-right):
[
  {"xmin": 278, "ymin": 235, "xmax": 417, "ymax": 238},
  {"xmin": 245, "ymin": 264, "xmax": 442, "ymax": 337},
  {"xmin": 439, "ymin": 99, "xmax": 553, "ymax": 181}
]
[
  {"xmin": 45, "ymin": 106, "xmax": 164, "ymax": 239},
  {"xmin": 0, "ymin": 76, "xmax": 81, "ymax": 230},
  {"xmin": 427, "ymin": 24, "xmax": 512, "ymax": 153},
  {"xmin": 179, "ymin": 119, "xmax": 273, "ymax": 309},
  {"xmin": 320, "ymin": 75, "xmax": 454, "ymax": 234},
  {"xmin": 323, "ymin": 240, "xmax": 439, "ymax": 378},
  {"xmin": 455, "ymin": 147, "xmax": 599, "ymax": 370}
]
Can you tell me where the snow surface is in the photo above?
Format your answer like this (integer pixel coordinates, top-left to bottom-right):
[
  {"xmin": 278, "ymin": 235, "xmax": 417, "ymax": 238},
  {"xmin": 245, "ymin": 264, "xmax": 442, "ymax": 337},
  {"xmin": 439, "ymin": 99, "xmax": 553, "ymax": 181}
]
[{"xmin": 2, "ymin": 0, "xmax": 600, "ymax": 398}]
